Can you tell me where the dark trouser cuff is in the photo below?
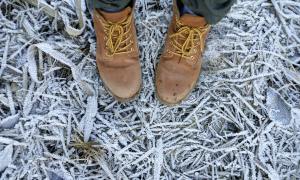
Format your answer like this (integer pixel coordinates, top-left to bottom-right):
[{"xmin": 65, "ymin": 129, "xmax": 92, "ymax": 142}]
[
  {"xmin": 91, "ymin": 0, "xmax": 132, "ymax": 12},
  {"xmin": 181, "ymin": 0, "xmax": 235, "ymax": 24}
]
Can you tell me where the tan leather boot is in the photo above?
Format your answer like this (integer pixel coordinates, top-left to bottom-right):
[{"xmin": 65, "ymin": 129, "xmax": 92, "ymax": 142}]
[
  {"xmin": 155, "ymin": 2, "xmax": 210, "ymax": 105},
  {"xmin": 93, "ymin": 6, "xmax": 141, "ymax": 102}
]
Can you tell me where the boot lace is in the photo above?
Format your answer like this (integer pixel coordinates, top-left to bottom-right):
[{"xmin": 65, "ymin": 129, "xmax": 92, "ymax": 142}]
[
  {"xmin": 169, "ymin": 20, "xmax": 210, "ymax": 59},
  {"xmin": 102, "ymin": 15, "xmax": 133, "ymax": 56}
]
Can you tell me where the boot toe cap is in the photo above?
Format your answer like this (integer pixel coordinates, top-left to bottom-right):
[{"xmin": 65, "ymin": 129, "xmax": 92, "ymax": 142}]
[
  {"xmin": 156, "ymin": 73, "xmax": 194, "ymax": 105},
  {"xmin": 100, "ymin": 65, "xmax": 141, "ymax": 101}
]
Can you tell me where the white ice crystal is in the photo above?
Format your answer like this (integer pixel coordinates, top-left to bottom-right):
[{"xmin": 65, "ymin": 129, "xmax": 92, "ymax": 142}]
[
  {"xmin": 266, "ymin": 88, "xmax": 291, "ymax": 125},
  {"xmin": 0, "ymin": 0, "xmax": 299, "ymax": 179}
]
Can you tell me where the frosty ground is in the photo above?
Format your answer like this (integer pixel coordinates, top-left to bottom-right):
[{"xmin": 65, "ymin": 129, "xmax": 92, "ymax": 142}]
[{"xmin": 0, "ymin": 0, "xmax": 300, "ymax": 179}]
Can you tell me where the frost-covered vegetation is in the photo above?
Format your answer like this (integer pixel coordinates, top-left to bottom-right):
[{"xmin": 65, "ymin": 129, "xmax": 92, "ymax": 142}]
[{"xmin": 0, "ymin": 0, "xmax": 299, "ymax": 179}]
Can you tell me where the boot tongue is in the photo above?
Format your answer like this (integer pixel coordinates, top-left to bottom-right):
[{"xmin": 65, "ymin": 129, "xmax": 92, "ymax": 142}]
[
  {"xmin": 99, "ymin": 7, "xmax": 132, "ymax": 23},
  {"xmin": 179, "ymin": 14, "xmax": 207, "ymax": 28}
]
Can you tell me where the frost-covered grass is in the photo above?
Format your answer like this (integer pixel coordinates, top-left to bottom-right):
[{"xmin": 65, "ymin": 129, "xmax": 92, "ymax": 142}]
[{"xmin": 0, "ymin": 0, "xmax": 300, "ymax": 179}]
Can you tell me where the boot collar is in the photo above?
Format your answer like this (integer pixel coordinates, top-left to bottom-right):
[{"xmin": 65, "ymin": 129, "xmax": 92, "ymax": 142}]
[
  {"xmin": 179, "ymin": 14, "xmax": 208, "ymax": 28},
  {"xmin": 172, "ymin": 0, "xmax": 208, "ymax": 28},
  {"xmin": 97, "ymin": 7, "xmax": 132, "ymax": 23}
]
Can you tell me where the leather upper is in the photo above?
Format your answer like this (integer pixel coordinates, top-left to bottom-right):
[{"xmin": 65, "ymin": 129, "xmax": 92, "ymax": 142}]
[
  {"xmin": 155, "ymin": 3, "xmax": 210, "ymax": 105},
  {"xmin": 93, "ymin": 7, "xmax": 141, "ymax": 101}
]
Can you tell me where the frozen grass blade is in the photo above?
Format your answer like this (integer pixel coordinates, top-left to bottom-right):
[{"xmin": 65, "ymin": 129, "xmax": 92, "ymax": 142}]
[{"xmin": 0, "ymin": 0, "xmax": 299, "ymax": 179}]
